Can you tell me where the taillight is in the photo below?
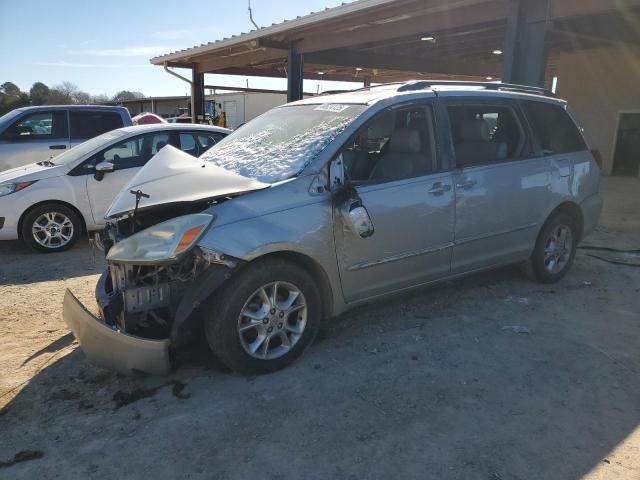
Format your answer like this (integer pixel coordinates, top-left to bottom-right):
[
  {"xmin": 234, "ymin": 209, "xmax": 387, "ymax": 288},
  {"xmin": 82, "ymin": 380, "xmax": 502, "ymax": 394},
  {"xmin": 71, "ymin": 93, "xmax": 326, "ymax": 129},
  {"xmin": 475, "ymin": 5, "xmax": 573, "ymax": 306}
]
[{"xmin": 590, "ymin": 149, "xmax": 603, "ymax": 170}]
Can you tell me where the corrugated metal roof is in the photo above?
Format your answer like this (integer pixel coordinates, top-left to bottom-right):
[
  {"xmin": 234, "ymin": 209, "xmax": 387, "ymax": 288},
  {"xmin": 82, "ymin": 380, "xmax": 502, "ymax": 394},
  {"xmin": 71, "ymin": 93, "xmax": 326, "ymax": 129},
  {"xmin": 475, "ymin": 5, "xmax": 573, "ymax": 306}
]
[{"xmin": 149, "ymin": 0, "xmax": 399, "ymax": 64}]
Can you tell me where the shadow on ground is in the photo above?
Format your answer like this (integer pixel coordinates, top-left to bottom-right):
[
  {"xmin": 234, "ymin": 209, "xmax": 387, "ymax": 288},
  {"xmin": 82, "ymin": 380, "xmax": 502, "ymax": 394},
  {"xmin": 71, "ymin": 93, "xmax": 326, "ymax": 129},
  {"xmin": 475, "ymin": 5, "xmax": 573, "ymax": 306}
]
[
  {"xmin": 2, "ymin": 259, "xmax": 639, "ymax": 480},
  {"xmin": 0, "ymin": 239, "xmax": 104, "ymax": 285}
]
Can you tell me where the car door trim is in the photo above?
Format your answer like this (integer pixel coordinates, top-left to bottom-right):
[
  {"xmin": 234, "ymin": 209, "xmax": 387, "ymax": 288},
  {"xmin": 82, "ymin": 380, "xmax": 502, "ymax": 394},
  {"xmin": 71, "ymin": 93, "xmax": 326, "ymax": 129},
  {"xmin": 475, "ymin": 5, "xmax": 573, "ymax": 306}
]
[
  {"xmin": 347, "ymin": 242, "xmax": 454, "ymax": 271},
  {"xmin": 454, "ymin": 221, "xmax": 539, "ymax": 245}
]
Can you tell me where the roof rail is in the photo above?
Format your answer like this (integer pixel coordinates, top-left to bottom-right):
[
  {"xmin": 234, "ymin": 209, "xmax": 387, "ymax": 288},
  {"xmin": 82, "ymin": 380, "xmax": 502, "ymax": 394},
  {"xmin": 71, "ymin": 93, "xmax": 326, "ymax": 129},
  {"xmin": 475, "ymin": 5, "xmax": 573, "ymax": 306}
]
[{"xmin": 397, "ymin": 80, "xmax": 554, "ymax": 97}]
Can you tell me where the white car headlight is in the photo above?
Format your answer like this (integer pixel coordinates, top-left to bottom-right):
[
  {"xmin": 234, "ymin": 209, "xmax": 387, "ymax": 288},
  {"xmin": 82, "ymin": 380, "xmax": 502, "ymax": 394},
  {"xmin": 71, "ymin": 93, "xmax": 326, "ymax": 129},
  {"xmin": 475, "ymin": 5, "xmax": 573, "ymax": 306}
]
[
  {"xmin": 0, "ymin": 181, "xmax": 38, "ymax": 197},
  {"xmin": 107, "ymin": 213, "xmax": 214, "ymax": 264}
]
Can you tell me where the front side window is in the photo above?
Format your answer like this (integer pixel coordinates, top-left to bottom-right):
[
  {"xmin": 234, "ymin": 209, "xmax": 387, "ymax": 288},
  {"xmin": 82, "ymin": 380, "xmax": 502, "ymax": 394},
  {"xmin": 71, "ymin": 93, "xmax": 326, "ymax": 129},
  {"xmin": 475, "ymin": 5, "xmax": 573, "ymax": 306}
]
[
  {"xmin": 341, "ymin": 105, "xmax": 437, "ymax": 183},
  {"xmin": 70, "ymin": 111, "xmax": 123, "ymax": 139},
  {"xmin": 82, "ymin": 132, "xmax": 169, "ymax": 172},
  {"xmin": 4, "ymin": 110, "xmax": 68, "ymax": 140},
  {"xmin": 522, "ymin": 101, "xmax": 586, "ymax": 155},
  {"xmin": 200, "ymin": 104, "xmax": 366, "ymax": 183},
  {"xmin": 448, "ymin": 104, "xmax": 524, "ymax": 166}
]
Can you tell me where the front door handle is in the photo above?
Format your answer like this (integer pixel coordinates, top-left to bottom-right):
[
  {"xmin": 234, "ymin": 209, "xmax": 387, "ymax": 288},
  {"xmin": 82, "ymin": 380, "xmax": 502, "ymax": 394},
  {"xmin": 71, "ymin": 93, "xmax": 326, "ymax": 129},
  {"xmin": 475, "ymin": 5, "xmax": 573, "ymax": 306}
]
[
  {"xmin": 49, "ymin": 144, "xmax": 66, "ymax": 150},
  {"xmin": 428, "ymin": 182, "xmax": 452, "ymax": 195},
  {"xmin": 455, "ymin": 179, "xmax": 476, "ymax": 189}
]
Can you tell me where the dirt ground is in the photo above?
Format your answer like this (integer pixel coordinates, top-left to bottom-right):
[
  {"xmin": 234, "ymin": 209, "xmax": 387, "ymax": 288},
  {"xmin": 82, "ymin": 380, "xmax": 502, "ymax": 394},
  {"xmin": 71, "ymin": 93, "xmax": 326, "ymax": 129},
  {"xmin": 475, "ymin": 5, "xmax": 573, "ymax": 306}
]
[{"xmin": 1, "ymin": 177, "xmax": 639, "ymax": 480}]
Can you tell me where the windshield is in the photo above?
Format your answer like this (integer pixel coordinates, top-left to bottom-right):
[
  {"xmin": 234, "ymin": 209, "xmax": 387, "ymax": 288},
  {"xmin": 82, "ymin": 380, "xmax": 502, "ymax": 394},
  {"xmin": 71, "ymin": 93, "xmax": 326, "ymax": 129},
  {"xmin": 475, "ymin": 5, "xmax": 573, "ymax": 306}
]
[
  {"xmin": 53, "ymin": 129, "xmax": 128, "ymax": 166},
  {"xmin": 0, "ymin": 108, "xmax": 26, "ymax": 127},
  {"xmin": 200, "ymin": 103, "xmax": 366, "ymax": 183}
]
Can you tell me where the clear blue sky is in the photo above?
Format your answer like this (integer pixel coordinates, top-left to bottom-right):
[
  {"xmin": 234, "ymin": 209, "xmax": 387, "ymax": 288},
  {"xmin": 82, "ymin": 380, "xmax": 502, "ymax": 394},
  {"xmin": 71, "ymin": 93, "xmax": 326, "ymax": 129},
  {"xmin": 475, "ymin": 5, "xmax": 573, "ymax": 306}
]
[{"xmin": 0, "ymin": 0, "xmax": 360, "ymax": 97}]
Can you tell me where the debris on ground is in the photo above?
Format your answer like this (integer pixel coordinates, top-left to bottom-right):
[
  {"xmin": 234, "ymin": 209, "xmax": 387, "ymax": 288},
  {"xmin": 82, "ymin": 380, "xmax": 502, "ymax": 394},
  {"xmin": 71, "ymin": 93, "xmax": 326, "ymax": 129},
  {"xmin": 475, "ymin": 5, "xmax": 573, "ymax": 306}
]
[
  {"xmin": 112, "ymin": 380, "xmax": 190, "ymax": 409},
  {"xmin": 501, "ymin": 325, "xmax": 531, "ymax": 334},
  {"xmin": 504, "ymin": 296, "xmax": 530, "ymax": 305},
  {"xmin": 0, "ymin": 450, "xmax": 44, "ymax": 469}
]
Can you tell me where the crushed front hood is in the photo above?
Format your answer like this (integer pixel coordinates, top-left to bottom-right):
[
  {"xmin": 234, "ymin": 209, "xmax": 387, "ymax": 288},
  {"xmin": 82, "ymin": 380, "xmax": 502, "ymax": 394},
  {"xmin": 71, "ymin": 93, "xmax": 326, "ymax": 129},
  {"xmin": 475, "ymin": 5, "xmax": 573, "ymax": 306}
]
[{"xmin": 105, "ymin": 145, "xmax": 269, "ymax": 219}]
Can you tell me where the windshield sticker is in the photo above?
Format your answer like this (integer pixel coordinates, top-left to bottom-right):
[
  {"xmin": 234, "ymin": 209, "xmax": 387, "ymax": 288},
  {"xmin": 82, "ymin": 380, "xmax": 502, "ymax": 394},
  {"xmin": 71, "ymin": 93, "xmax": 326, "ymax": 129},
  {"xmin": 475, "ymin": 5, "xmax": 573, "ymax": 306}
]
[{"xmin": 314, "ymin": 104, "xmax": 350, "ymax": 113}]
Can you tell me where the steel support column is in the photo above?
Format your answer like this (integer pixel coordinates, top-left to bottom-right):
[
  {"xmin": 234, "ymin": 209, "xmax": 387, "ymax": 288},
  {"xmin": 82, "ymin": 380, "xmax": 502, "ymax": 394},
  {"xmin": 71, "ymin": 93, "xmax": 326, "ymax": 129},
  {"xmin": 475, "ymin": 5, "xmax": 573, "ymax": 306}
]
[
  {"xmin": 287, "ymin": 48, "xmax": 303, "ymax": 102},
  {"xmin": 191, "ymin": 67, "xmax": 205, "ymax": 122},
  {"xmin": 502, "ymin": 0, "xmax": 550, "ymax": 87}
]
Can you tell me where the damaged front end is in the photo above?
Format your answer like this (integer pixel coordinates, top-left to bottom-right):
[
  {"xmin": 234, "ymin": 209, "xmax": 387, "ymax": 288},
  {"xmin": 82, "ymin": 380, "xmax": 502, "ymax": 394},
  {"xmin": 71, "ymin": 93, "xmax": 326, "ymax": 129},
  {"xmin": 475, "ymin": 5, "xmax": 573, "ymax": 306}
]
[{"xmin": 63, "ymin": 212, "xmax": 241, "ymax": 375}]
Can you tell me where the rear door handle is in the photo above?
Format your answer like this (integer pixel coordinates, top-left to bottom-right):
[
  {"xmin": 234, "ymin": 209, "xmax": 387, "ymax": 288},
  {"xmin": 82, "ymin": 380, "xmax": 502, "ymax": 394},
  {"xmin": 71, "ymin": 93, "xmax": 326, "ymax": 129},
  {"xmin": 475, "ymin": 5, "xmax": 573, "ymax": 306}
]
[
  {"xmin": 428, "ymin": 182, "xmax": 452, "ymax": 195},
  {"xmin": 455, "ymin": 179, "xmax": 476, "ymax": 189},
  {"xmin": 49, "ymin": 144, "xmax": 66, "ymax": 150}
]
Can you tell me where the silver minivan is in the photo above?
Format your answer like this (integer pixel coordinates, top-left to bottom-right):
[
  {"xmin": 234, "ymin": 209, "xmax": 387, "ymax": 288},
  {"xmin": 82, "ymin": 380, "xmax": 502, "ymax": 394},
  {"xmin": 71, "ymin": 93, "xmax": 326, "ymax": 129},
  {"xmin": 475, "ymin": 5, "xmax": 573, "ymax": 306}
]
[{"xmin": 63, "ymin": 81, "xmax": 603, "ymax": 376}]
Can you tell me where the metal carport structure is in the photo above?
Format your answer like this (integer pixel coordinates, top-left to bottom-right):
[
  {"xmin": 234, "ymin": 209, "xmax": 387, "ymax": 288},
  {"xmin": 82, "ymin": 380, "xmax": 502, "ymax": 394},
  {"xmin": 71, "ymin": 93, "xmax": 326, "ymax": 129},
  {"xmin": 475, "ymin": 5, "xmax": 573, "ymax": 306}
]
[{"xmin": 149, "ymin": 0, "xmax": 640, "ymax": 173}]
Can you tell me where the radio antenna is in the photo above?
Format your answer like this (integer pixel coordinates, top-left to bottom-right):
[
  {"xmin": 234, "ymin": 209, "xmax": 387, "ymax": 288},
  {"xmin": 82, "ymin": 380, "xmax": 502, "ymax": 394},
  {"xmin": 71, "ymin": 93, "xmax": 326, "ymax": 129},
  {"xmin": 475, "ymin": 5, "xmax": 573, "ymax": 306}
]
[{"xmin": 248, "ymin": 0, "xmax": 260, "ymax": 30}]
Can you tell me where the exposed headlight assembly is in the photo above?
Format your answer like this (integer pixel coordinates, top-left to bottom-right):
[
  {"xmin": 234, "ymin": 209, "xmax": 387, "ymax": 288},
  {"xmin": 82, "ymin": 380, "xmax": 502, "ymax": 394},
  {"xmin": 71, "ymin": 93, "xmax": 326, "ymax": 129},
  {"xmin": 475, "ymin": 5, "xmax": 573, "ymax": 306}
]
[
  {"xmin": 0, "ymin": 181, "xmax": 38, "ymax": 197},
  {"xmin": 107, "ymin": 213, "xmax": 214, "ymax": 264}
]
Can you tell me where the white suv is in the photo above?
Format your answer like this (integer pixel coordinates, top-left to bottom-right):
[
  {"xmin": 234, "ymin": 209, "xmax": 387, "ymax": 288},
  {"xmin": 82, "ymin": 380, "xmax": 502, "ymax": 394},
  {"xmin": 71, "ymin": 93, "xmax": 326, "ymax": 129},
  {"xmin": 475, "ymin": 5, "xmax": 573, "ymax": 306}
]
[{"xmin": 0, "ymin": 123, "xmax": 230, "ymax": 252}]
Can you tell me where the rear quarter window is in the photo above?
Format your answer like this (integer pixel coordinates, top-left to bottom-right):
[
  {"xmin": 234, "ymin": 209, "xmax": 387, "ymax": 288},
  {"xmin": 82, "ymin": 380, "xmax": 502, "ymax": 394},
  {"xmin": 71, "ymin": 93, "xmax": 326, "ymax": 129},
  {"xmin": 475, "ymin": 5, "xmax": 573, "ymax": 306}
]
[
  {"xmin": 522, "ymin": 101, "xmax": 586, "ymax": 155},
  {"xmin": 70, "ymin": 111, "xmax": 124, "ymax": 139}
]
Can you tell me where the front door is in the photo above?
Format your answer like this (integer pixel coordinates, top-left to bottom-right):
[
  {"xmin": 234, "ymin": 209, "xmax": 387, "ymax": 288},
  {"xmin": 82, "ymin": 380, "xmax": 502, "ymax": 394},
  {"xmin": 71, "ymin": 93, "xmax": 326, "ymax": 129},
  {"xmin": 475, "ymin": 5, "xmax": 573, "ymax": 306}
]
[
  {"xmin": 334, "ymin": 102, "xmax": 454, "ymax": 303},
  {"xmin": 446, "ymin": 100, "xmax": 551, "ymax": 273},
  {"xmin": 0, "ymin": 109, "xmax": 69, "ymax": 171}
]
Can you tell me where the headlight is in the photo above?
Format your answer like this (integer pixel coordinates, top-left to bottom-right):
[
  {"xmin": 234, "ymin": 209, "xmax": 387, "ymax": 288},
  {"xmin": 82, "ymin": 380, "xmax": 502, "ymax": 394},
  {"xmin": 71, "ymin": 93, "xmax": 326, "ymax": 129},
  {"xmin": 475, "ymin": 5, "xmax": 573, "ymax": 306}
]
[
  {"xmin": 0, "ymin": 181, "xmax": 38, "ymax": 197},
  {"xmin": 107, "ymin": 213, "xmax": 214, "ymax": 264}
]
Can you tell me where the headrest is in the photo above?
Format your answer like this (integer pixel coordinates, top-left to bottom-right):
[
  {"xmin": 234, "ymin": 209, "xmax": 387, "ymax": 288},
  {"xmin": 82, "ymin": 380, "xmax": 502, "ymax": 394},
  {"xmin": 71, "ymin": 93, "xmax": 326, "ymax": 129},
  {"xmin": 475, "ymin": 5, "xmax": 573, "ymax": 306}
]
[
  {"xmin": 460, "ymin": 119, "xmax": 490, "ymax": 142},
  {"xmin": 389, "ymin": 128, "xmax": 421, "ymax": 154}
]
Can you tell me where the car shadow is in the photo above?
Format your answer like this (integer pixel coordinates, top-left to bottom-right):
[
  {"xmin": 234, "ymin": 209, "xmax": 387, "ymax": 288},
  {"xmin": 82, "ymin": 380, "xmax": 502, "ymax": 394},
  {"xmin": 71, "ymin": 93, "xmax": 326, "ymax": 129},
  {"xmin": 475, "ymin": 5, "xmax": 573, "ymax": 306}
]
[
  {"xmin": 2, "ymin": 260, "xmax": 639, "ymax": 479},
  {"xmin": 0, "ymin": 238, "xmax": 105, "ymax": 285}
]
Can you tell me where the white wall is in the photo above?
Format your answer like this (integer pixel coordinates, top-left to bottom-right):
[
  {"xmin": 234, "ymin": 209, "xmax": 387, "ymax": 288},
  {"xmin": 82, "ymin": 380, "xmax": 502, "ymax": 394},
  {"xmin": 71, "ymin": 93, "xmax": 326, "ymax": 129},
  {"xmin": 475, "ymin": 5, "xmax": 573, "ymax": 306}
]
[
  {"xmin": 206, "ymin": 92, "xmax": 288, "ymax": 128},
  {"xmin": 556, "ymin": 45, "xmax": 640, "ymax": 174}
]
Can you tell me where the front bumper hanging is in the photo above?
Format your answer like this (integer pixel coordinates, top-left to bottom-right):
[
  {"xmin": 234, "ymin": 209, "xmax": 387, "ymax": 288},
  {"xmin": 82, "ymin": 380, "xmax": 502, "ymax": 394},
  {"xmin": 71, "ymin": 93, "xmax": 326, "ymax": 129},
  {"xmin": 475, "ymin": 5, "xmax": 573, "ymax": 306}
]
[{"xmin": 63, "ymin": 290, "xmax": 171, "ymax": 375}]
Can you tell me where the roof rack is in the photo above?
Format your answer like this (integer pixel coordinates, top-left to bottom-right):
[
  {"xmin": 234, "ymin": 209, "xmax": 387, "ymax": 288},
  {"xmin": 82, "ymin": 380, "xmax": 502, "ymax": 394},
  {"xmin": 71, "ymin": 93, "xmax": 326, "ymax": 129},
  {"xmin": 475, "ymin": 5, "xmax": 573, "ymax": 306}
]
[{"xmin": 396, "ymin": 80, "xmax": 554, "ymax": 97}]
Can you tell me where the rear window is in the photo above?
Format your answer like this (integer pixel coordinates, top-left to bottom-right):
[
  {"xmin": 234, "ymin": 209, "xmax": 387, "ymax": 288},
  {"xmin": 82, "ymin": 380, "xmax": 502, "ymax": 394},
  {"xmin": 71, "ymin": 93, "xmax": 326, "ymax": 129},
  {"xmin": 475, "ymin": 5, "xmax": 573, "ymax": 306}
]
[
  {"xmin": 70, "ymin": 111, "xmax": 123, "ymax": 139},
  {"xmin": 522, "ymin": 101, "xmax": 586, "ymax": 155}
]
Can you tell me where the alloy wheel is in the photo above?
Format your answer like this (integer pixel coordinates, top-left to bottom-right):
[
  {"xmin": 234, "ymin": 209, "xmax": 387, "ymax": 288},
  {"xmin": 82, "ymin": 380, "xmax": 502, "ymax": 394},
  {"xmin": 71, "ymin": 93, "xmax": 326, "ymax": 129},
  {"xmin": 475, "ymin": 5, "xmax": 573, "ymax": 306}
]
[
  {"xmin": 31, "ymin": 212, "xmax": 74, "ymax": 249},
  {"xmin": 543, "ymin": 224, "xmax": 573, "ymax": 274},
  {"xmin": 237, "ymin": 281, "xmax": 307, "ymax": 360}
]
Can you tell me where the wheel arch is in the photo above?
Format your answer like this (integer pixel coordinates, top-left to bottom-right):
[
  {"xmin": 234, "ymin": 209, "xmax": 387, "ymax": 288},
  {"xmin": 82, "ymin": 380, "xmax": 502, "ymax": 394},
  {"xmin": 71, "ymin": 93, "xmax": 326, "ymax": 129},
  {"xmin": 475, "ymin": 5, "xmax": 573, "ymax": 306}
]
[
  {"xmin": 251, "ymin": 250, "xmax": 334, "ymax": 321},
  {"xmin": 18, "ymin": 200, "xmax": 88, "ymax": 239},
  {"xmin": 547, "ymin": 201, "xmax": 584, "ymax": 241}
]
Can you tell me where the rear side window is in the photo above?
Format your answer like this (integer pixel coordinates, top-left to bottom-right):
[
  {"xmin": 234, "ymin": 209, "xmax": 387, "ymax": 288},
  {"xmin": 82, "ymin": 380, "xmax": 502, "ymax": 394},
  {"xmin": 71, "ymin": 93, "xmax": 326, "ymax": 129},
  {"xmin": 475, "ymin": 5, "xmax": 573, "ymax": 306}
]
[
  {"xmin": 448, "ymin": 104, "xmax": 525, "ymax": 166},
  {"xmin": 3, "ymin": 110, "xmax": 68, "ymax": 140},
  {"xmin": 522, "ymin": 101, "xmax": 586, "ymax": 155},
  {"xmin": 70, "ymin": 111, "xmax": 123, "ymax": 139}
]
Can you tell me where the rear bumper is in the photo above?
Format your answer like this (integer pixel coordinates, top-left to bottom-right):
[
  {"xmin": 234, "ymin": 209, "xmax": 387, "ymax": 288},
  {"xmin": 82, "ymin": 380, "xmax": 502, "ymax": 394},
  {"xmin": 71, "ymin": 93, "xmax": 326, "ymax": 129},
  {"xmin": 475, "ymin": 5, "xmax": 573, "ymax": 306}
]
[
  {"xmin": 581, "ymin": 193, "xmax": 603, "ymax": 239},
  {"xmin": 62, "ymin": 289, "xmax": 171, "ymax": 376}
]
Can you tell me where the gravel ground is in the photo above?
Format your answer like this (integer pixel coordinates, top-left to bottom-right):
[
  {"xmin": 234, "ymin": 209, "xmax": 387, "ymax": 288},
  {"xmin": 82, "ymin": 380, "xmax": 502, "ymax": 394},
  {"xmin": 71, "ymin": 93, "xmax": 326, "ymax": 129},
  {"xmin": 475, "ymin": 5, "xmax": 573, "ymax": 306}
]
[{"xmin": 1, "ymin": 177, "xmax": 639, "ymax": 480}]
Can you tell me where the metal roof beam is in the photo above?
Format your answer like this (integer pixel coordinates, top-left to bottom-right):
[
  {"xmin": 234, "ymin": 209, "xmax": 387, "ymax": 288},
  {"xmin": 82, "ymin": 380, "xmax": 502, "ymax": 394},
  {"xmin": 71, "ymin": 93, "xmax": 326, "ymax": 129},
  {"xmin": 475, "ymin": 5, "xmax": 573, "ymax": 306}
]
[
  {"xmin": 305, "ymin": 50, "xmax": 501, "ymax": 77},
  {"xmin": 294, "ymin": 1, "xmax": 504, "ymax": 54}
]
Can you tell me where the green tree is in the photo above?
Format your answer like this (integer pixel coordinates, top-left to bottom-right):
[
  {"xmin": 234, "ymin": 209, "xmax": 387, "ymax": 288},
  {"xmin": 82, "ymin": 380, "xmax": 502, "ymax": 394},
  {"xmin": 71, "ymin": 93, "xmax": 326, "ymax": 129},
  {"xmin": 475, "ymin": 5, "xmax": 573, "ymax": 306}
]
[
  {"xmin": 112, "ymin": 90, "xmax": 145, "ymax": 102},
  {"xmin": 0, "ymin": 82, "xmax": 29, "ymax": 115},
  {"xmin": 90, "ymin": 94, "xmax": 110, "ymax": 104},
  {"xmin": 29, "ymin": 82, "xmax": 50, "ymax": 105},
  {"xmin": 45, "ymin": 82, "xmax": 94, "ymax": 105}
]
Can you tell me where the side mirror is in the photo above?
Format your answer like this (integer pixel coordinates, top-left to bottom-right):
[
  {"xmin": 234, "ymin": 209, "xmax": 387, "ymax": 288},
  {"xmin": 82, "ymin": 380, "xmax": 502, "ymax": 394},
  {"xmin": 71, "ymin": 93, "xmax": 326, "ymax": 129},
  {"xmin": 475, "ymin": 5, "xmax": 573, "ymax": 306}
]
[
  {"xmin": 329, "ymin": 154, "xmax": 345, "ymax": 191},
  {"xmin": 94, "ymin": 161, "xmax": 114, "ymax": 181},
  {"xmin": 340, "ymin": 199, "xmax": 374, "ymax": 238}
]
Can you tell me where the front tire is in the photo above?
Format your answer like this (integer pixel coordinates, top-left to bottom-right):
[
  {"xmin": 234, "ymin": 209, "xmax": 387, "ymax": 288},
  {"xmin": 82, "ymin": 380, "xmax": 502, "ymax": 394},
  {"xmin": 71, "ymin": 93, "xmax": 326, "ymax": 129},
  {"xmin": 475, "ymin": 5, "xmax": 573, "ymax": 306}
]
[
  {"xmin": 204, "ymin": 258, "xmax": 322, "ymax": 375},
  {"xmin": 530, "ymin": 212, "xmax": 577, "ymax": 283},
  {"xmin": 21, "ymin": 204, "xmax": 81, "ymax": 253}
]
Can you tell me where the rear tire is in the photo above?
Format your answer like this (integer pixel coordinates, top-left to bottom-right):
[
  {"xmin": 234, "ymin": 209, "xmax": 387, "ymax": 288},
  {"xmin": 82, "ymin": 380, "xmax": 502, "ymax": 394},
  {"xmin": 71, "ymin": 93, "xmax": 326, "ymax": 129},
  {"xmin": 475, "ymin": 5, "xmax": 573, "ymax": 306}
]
[
  {"xmin": 204, "ymin": 258, "xmax": 322, "ymax": 375},
  {"xmin": 530, "ymin": 212, "xmax": 577, "ymax": 283},
  {"xmin": 21, "ymin": 204, "xmax": 81, "ymax": 253}
]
